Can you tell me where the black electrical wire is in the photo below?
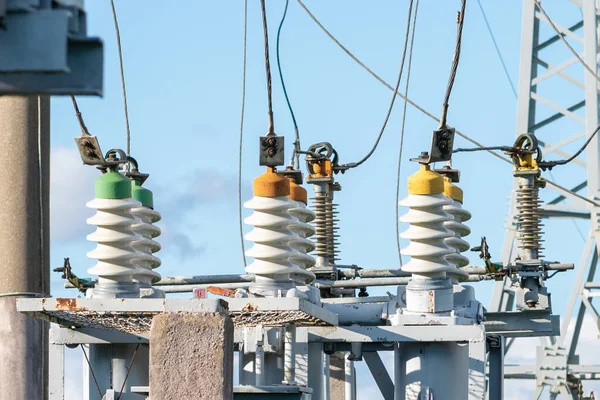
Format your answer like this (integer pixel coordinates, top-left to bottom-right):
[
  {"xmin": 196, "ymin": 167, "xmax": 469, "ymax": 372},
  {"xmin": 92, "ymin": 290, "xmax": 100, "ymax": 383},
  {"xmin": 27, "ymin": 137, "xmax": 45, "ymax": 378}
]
[
  {"xmin": 396, "ymin": 0, "xmax": 420, "ymax": 267},
  {"xmin": 453, "ymin": 145, "xmax": 524, "ymax": 154},
  {"xmin": 338, "ymin": 0, "xmax": 415, "ymax": 170},
  {"xmin": 70, "ymin": 95, "xmax": 91, "ymax": 136},
  {"xmin": 260, "ymin": 0, "xmax": 276, "ymax": 135},
  {"xmin": 440, "ymin": 0, "xmax": 467, "ymax": 128},
  {"xmin": 276, "ymin": 0, "xmax": 301, "ymax": 168},
  {"xmin": 109, "ymin": 0, "xmax": 132, "ymax": 157},
  {"xmin": 539, "ymin": 124, "xmax": 600, "ymax": 170}
]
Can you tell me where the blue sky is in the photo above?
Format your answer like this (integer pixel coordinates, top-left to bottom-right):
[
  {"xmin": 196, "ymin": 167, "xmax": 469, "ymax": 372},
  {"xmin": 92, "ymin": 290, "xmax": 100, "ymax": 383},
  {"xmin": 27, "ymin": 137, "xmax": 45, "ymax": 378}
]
[{"xmin": 50, "ymin": 1, "xmax": 598, "ymax": 398}]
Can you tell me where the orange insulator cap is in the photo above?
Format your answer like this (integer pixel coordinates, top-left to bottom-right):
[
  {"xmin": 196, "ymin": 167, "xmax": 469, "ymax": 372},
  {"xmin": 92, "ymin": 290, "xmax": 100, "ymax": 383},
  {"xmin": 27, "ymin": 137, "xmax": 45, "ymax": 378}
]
[
  {"xmin": 443, "ymin": 176, "xmax": 464, "ymax": 203},
  {"xmin": 407, "ymin": 164, "xmax": 444, "ymax": 195},
  {"xmin": 288, "ymin": 179, "xmax": 308, "ymax": 204},
  {"xmin": 253, "ymin": 167, "xmax": 290, "ymax": 197}
]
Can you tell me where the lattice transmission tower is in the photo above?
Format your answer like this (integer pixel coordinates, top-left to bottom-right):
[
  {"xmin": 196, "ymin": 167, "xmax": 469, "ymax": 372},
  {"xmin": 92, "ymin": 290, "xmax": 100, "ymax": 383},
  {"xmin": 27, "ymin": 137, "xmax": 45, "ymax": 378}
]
[{"xmin": 490, "ymin": 1, "xmax": 600, "ymax": 397}]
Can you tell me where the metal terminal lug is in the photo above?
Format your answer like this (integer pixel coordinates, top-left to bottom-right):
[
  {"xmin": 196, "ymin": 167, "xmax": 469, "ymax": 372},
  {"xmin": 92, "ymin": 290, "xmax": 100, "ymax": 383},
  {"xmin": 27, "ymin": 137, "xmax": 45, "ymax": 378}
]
[{"xmin": 259, "ymin": 135, "xmax": 285, "ymax": 167}]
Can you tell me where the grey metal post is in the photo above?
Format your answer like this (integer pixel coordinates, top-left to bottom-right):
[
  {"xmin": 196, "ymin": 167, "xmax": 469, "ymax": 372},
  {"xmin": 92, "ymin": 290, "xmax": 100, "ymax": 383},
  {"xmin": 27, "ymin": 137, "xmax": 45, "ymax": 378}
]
[
  {"xmin": 395, "ymin": 342, "xmax": 469, "ymax": 400},
  {"xmin": 308, "ymin": 343, "xmax": 324, "ymax": 400},
  {"xmin": 0, "ymin": 96, "xmax": 50, "ymax": 400},
  {"xmin": 111, "ymin": 344, "xmax": 150, "ymax": 400},
  {"xmin": 488, "ymin": 336, "xmax": 505, "ymax": 400}
]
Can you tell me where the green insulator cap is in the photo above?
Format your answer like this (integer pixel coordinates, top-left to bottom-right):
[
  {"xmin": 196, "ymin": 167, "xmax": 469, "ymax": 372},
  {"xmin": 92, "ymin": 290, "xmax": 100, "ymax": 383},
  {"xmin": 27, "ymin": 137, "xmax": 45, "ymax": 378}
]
[
  {"xmin": 95, "ymin": 169, "xmax": 132, "ymax": 199},
  {"xmin": 131, "ymin": 179, "xmax": 154, "ymax": 208}
]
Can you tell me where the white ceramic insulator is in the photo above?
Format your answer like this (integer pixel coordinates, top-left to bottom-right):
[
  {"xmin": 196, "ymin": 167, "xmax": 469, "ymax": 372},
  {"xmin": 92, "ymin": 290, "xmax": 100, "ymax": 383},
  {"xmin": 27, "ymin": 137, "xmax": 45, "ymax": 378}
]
[
  {"xmin": 399, "ymin": 194, "xmax": 454, "ymax": 278},
  {"xmin": 288, "ymin": 200, "xmax": 317, "ymax": 283},
  {"xmin": 131, "ymin": 205, "xmax": 162, "ymax": 285},
  {"xmin": 444, "ymin": 199, "xmax": 472, "ymax": 281},
  {"xmin": 244, "ymin": 196, "xmax": 302, "ymax": 280},
  {"xmin": 87, "ymin": 198, "xmax": 141, "ymax": 284}
]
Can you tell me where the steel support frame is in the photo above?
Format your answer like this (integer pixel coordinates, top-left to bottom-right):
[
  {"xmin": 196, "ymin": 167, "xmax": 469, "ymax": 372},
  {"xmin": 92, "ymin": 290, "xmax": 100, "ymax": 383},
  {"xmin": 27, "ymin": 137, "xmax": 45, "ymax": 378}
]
[{"xmin": 491, "ymin": 0, "xmax": 600, "ymax": 397}]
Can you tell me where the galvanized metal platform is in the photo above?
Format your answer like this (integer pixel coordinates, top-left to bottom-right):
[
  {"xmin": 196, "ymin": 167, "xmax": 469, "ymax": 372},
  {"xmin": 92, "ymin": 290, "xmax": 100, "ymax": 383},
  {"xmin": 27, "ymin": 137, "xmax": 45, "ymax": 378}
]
[{"xmin": 17, "ymin": 297, "xmax": 338, "ymax": 335}]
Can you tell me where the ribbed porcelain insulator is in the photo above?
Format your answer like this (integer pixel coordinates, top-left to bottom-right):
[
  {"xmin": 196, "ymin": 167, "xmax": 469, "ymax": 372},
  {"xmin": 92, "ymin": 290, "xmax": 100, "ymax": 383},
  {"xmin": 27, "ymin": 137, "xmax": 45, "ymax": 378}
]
[
  {"xmin": 87, "ymin": 198, "xmax": 141, "ymax": 284},
  {"xmin": 131, "ymin": 205, "xmax": 162, "ymax": 285},
  {"xmin": 399, "ymin": 193, "xmax": 454, "ymax": 278},
  {"xmin": 444, "ymin": 199, "xmax": 472, "ymax": 282},
  {"xmin": 289, "ymin": 200, "xmax": 317, "ymax": 283},
  {"xmin": 244, "ymin": 196, "xmax": 302, "ymax": 280}
]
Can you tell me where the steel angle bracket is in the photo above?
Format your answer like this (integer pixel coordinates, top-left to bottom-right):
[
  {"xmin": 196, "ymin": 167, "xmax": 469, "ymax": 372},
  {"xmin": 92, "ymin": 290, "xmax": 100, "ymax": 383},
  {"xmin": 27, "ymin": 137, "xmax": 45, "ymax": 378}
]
[
  {"xmin": 483, "ymin": 311, "xmax": 559, "ymax": 338},
  {"xmin": 0, "ymin": 3, "xmax": 103, "ymax": 95}
]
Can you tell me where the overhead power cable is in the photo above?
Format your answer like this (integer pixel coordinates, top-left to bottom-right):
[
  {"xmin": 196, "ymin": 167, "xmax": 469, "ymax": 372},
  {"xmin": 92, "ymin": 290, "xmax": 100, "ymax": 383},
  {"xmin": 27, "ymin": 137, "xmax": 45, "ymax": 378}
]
[
  {"xmin": 296, "ymin": 0, "xmax": 588, "ymax": 206},
  {"xmin": 476, "ymin": 0, "xmax": 517, "ymax": 98},
  {"xmin": 276, "ymin": 0, "xmax": 301, "ymax": 168},
  {"xmin": 296, "ymin": 0, "xmax": 510, "ymax": 165},
  {"xmin": 260, "ymin": 0, "xmax": 276, "ymax": 135},
  {"xmin": 439, "ymin": 0, "xmax": 466, "ymax": 128},
  {"xmin": 396, "ymin": 0, "xmax": 420, "ymax": 267},
  {"xmin": 238, "ymin": 0, "xmax": 249, "ymax": 268},
  {"xmin": 70, "ymin": 96, "xmax": 91, "ymax": 136},
  {"xmin": 109, "ymin": 0, "xmax": 132, "ymax": 157},
  {"xmin": 538, "ymin": 124, "xmax": 600, "ymax": 170},
  {"xmin": 336, "ymin": 0, "xmax": 416, "ymax": 170},
  {"xmin": 532, "ymin": 0, "xmax": 600, "ymax": 83}
]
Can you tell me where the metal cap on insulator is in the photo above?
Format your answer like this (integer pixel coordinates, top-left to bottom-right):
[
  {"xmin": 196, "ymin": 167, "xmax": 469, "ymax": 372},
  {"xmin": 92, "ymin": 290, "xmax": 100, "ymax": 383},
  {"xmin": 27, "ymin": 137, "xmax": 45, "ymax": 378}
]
[
  {"xmin": 288, "ymin": 179, "xmax": 308, "ymax": 205},
  {"xmin": 95, "ymin": 168, "xmax": 132, "ymax": 199},
  {"xmin": 253, "ymin": 167, "xmax": 290, "ymax": 197},
  {"xmin": 408, "ymin": 164, "xmax": 444, "ymax": 195},
  {"xmin": 443, "ymin": 176, "xmax": 463, "ymax": 204},
  {"xmin": 131, "ymin": 179, "xmax": 154, "ymax": 208}
]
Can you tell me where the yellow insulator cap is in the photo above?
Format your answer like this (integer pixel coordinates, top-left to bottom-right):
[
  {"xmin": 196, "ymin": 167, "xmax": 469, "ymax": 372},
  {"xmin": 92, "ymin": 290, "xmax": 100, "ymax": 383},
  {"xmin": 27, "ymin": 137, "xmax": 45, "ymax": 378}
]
[
  {"xmin": 408, "ymin": 164, "xmax": 444, "ymax": 195},
  {"xmin": 443, "ymin": 176, "xmax": 463, "ymax": 203},
  {"xmin": 288, "ymin": 179, "xmax": 308, "ymax": 204},
  {"xmin": 253, "ymin": 167, "xmax": 290, "ymax": 197}
]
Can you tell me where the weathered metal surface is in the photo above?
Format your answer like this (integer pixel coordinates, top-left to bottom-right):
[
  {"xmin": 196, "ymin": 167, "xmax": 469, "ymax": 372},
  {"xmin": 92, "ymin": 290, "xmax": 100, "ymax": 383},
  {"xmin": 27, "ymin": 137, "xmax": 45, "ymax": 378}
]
[{"xmin": 18, "ymin": 297, "xmax": 338, "ymax": 335}]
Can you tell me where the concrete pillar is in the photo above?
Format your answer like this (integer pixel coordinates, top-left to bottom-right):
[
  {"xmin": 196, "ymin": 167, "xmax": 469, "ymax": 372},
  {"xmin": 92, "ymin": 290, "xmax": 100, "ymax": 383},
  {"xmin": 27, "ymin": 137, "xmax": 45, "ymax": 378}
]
[
  {"xmin": 0, "ymin": 96, "xmax": 50, "ymax": 400},
  {"xmin": 329, "ymin": 353, "xmax": 346, "ymax": 399},
  {"xmin": 150, "ymin": 311, "xmax": 234, "ymax": 399}
]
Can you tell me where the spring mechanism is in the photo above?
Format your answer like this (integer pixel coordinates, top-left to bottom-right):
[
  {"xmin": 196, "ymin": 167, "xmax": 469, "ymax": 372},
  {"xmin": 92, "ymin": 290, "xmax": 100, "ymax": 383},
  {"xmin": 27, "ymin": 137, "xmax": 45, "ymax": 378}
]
[
  {"xmin": 311, "ymin": 192, "xmax": 329, "ymax": 263},
  {"xmin": 325, "ymin": 199, "xmax": 340, "ymax": 264},
  {"xmin": 443, "ymin": 200, "xmax": 471, "ymax": 282},
  {"xmin": 515, "ymin": 178, "xmax": 544, "ymax": 259}
]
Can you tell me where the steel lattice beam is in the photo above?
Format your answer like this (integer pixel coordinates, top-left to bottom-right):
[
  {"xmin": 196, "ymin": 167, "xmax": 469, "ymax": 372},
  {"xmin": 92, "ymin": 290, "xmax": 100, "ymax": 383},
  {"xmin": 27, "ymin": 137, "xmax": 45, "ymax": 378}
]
[{"xmin": 490, "ymin": 0, "xmax": 600, "ymax": 397}]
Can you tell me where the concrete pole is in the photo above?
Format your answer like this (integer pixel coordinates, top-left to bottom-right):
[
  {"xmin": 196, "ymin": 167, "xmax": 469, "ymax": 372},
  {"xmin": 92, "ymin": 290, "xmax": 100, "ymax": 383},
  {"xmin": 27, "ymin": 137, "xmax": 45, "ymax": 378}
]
[{"xmin": 0, "ymin": 96, "xmax": 50, "ymax": 400}]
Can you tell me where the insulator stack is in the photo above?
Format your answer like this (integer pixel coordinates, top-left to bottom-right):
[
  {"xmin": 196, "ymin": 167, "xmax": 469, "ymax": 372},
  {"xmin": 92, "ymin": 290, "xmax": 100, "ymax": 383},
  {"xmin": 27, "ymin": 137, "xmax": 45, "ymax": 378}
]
[
  {"xmin": 287, "ymin": 177, "xmax": 316, "ymax": 283},
  {"xmin": 87, "ymin": 169, "xmax": 141, "ymax": 298},
  {"xmin": 288, "ymin": 204, "xmax": 317, "ymax": 283},
  {"xmin": 442, "ymin": 177, "xmax": 471, "ymax": 283},
  {"xmin": 130, "ymin": 206, "xmax": 162, "ymax": 285},
  {"xmin": 130, "ymin": 178, "xmax": 162, "ymax": 288},
  {"xmin": 311, "ymin": 191, "xmax": 329, "ymax": 263},
  {"xmin": 399, "ymin": 165, "xmax": 454, "ymax": 313},
  {"xmin": 516, "ymin": 178, "xmax": 544, "ymax": 259},
  {"xmin": 244, "ymin": 169, "xmax": 301, "ymax": 293}
]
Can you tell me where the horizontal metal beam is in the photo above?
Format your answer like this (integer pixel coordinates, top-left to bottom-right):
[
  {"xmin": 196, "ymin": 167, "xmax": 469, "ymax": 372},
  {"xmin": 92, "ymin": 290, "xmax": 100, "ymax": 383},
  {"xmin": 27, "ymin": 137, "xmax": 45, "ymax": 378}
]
[
  {"xmin": 50, "ymin": 327, "xmax": 147, "ymax": 345},
  {"xmin": 504, "ymin": 364, "xmax": 600, "ymax": 380},
  {"xmin": 483, "ymin": 311, "xmax": 559, "ymax": 337},
  {"xmin": 308, "ymin": 324, "xmax": 485, "ymax": 343}
]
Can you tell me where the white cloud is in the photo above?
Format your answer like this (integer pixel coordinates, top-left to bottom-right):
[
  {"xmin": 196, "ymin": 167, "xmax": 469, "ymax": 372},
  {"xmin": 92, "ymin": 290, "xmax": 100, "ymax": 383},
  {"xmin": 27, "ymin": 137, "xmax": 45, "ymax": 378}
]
[{"xmin": 50, "ymin": 147, "xmax": 97, "ymax": 243}]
